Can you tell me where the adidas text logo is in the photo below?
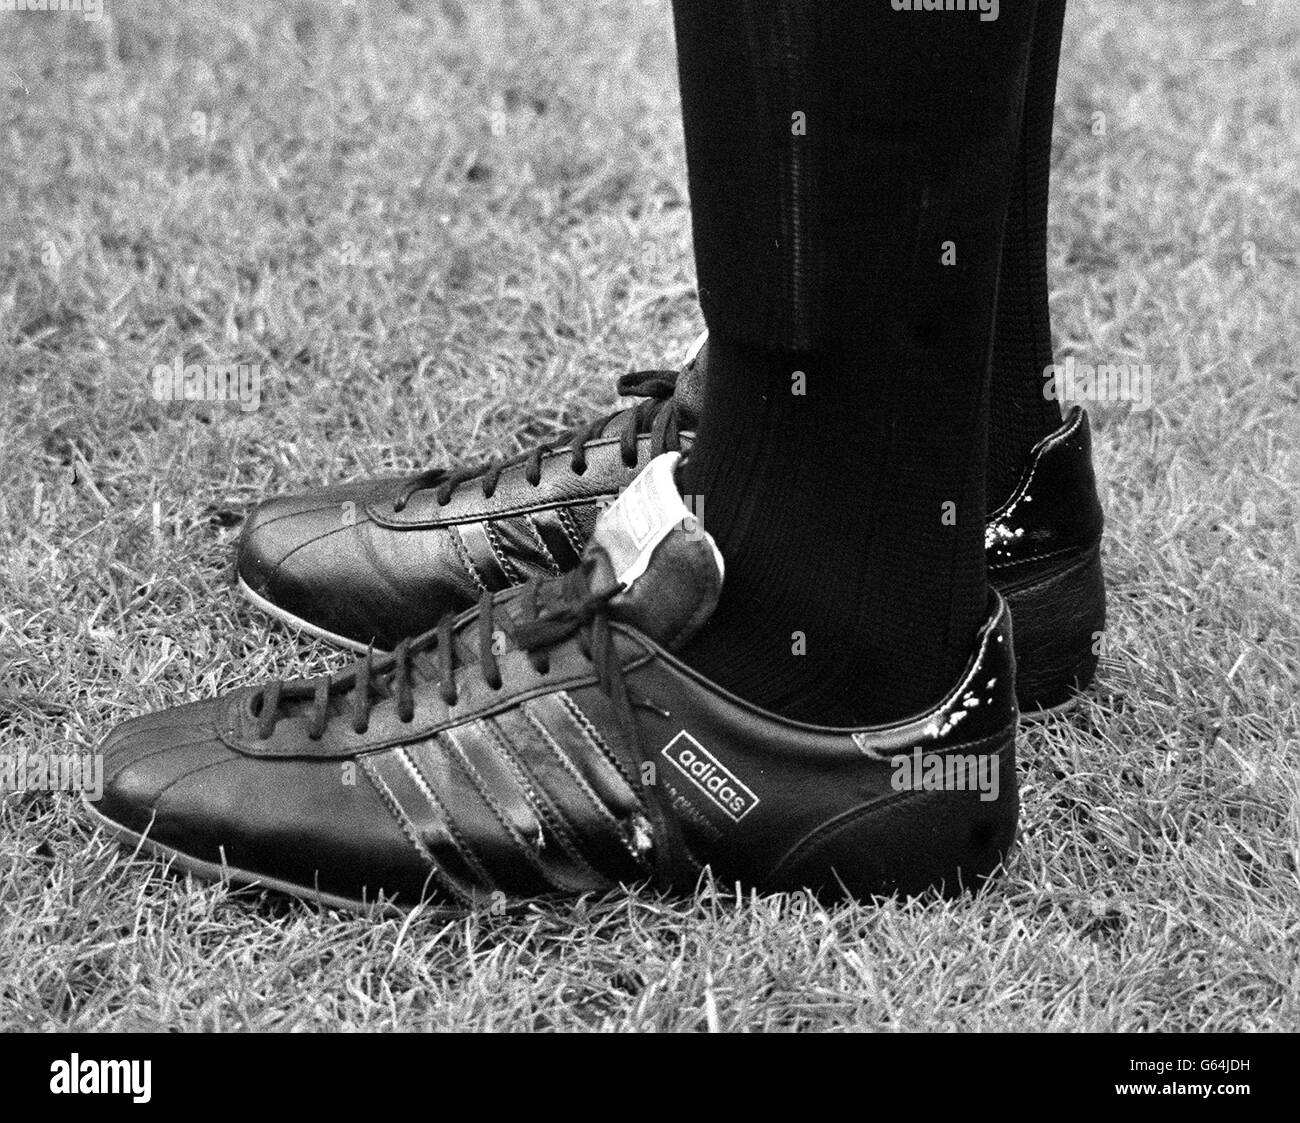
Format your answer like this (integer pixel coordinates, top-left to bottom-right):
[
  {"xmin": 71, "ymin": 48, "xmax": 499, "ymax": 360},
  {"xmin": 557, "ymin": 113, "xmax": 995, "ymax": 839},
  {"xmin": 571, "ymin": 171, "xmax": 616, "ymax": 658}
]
[{"xmin": 660, "ymin": 731, "xmax": 759, "ymax": 823}]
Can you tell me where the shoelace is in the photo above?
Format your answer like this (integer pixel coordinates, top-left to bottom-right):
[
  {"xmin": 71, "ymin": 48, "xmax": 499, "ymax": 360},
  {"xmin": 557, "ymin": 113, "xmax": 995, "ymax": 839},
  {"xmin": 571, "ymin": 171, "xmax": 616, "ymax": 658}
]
[
  {"xmin": 392, "ymin": 367, "xmax": 684, "ymax": 511},
  {"xmin": 247, "ymin": 557, "xmax": 697, "ymax": 886},
  {"xmin": 251, "ymin": 563, "xmax": 618, "ymax": 741}
]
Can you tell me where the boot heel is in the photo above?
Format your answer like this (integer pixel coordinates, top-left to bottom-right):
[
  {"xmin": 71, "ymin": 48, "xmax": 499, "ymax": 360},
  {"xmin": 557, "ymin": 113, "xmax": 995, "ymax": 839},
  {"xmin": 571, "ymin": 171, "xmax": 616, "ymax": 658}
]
[{"xmin": 1004, "ymin": 541, "xmax": 1105, "ymax": 712}]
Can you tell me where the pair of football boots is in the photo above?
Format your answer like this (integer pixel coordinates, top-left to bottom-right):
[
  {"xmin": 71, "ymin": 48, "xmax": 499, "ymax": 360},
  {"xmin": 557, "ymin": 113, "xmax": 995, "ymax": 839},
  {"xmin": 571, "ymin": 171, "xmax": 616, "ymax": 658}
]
[{"xmin": 90, "ymin": 337, "xmax": 1105, "ymax": 912}]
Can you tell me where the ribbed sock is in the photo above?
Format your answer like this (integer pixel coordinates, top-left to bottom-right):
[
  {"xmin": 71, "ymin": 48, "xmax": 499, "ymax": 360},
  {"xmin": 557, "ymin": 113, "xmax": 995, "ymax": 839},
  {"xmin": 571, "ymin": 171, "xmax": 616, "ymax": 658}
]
[
  {"xmin": 988, "ymin": 0, "xmax": 1070, "ymax": 506},
  {"xmin": 671, "ymin": 1, "xmax": 1040, "ymax": 724}
]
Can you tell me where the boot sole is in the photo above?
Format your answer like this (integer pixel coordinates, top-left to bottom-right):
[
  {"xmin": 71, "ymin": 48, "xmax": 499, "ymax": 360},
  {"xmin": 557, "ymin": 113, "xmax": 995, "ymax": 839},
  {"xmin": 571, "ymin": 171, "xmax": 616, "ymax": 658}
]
[
  {"xmin": 996, "ymin": 540, "xmax": 1105, "ymax": 713},
  {"xmin": 238, "ymin": 577, "xmax": 376, "ymax": 655}
]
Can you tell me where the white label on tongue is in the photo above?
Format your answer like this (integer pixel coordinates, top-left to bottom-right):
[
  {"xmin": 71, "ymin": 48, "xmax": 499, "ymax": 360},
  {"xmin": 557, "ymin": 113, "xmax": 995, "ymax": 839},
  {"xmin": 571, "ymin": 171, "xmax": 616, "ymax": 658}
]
[{"xmin": 593, "ymin": 452, "xmax": 720, "ymax": 588}]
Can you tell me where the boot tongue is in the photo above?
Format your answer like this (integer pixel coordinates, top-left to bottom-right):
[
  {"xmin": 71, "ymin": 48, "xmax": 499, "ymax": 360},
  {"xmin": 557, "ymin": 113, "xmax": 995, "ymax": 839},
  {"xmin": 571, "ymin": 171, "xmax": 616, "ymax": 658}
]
[
  {"xmin": 672, "ymin": 331, "xmax": 707, "ymax": 423},
  {"xmin": 587, "ymin": 451, "xmax": 723, "ymax": 650},
  {"xmin": 602, "ymin": 331, "xmax": 706, "ymax": 437}
]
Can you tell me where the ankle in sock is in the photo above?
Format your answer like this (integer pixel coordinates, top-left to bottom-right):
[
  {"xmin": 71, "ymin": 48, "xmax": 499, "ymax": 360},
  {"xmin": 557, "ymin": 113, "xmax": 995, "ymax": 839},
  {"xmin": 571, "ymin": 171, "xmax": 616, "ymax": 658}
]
[{"xmin": 677, "ymin": 338, "xmax": 989, "ymax": 727}]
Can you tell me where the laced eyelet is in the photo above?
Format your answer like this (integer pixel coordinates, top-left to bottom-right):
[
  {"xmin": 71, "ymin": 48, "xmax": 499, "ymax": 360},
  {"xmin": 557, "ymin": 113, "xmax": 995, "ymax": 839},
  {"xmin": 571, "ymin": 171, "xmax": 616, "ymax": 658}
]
[{"xmin": 398, "ymin": 710, "xmax": 415, "ymax": 724}]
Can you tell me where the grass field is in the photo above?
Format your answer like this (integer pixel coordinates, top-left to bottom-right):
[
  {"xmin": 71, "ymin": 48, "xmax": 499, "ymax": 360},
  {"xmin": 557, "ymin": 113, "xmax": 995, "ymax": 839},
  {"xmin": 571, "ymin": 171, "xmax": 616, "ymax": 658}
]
[{"xmin": 1, "ymin": 0, "xmax": 1297, "ymax": 1031}]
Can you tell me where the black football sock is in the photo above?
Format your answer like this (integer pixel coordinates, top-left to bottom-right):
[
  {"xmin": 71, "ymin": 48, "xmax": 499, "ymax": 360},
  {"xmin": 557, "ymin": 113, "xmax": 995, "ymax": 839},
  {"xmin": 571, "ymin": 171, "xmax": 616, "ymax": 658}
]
[
  {"xmin": 988, "ymin": 0, "xmax": 1070, "ymax": 506},
  {"xmin": 678, "ymin": 2, "xmax": 1072, "ymax": 513},
  {"xmin": 671, "ymin": 0, "xmax": 1040, "ymax": 725}
]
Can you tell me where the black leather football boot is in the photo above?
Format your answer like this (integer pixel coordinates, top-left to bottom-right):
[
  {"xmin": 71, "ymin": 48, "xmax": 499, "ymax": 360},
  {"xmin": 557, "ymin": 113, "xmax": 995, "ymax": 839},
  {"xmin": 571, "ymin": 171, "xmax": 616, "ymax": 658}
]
[
  {"xmin": 236, "ymin": 355, "xmax": 696, "ymax": 654},
  {"xmin": 985, "ymin": 405, "xmax": 1105, "ymax": 711},
  {"xmin": 237, "ymin": 339, "xmax": 1103, "ymax": 712},
  {"xmin": 92, "ymin": 453, "xmax": 1020, "ymax": 912}
]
